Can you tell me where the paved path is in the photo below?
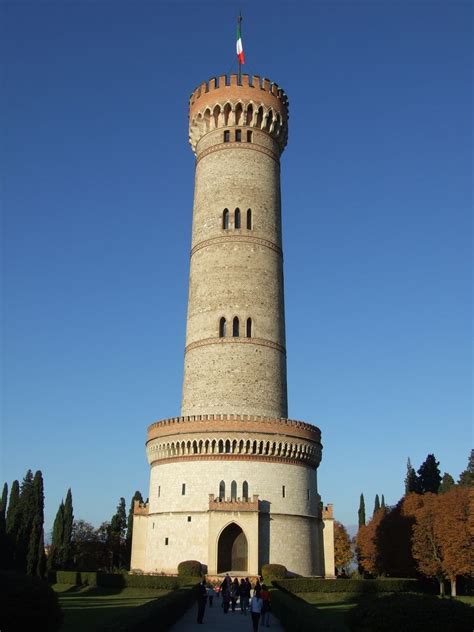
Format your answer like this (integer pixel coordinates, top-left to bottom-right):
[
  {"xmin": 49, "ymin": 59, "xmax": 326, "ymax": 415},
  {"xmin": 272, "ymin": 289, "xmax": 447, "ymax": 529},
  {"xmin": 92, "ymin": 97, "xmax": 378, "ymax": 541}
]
[{"xmin": 170, "ymin": 598, "xmax": 285, "ymax": 632}]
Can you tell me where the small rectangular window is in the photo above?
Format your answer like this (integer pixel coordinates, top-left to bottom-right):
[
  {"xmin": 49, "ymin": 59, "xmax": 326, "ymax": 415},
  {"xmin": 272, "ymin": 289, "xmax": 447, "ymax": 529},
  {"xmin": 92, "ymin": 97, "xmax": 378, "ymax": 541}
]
[
  {"xmin": 247, "ymin": 130, "xmax": 252, "ymax": 143},
  {"xmin": 307, "ymin": 489, "xmax": 310, "ymax": 500},
  {"xmin": 224, "ymin": 130, "xmax": 230, "ymax": 143},
  {"xmin": 182, "ymin": 483, "xmax": 186, "ymax": 495},
  {"xmin": 282, "ymin": 485, "xmax": 286, "ymax": 498},
  {"xmin": 158, "ymin": 486, "xmax": 160, "ymax": 497},
  {"xmin": 235, "ymin": 129, "xmax": 241, "ymax": 142},
  {"xmin": 165, "ymin": 537, "xmax": 169, "ymax": 545},
  {"xmin": 152, "ymin": 522, "xmax": 155, "ymax": 529},
  {"xmin": 187, "ymin": 516, "xmax": 191, "ymax": 522}
]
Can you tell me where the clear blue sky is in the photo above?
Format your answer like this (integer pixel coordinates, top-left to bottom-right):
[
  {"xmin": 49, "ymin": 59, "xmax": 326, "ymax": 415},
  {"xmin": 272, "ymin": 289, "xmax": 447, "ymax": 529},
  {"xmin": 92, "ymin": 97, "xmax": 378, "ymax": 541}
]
[{"xmin": 2, "ymin": 0, "xmax": 472, "ymax": 537}]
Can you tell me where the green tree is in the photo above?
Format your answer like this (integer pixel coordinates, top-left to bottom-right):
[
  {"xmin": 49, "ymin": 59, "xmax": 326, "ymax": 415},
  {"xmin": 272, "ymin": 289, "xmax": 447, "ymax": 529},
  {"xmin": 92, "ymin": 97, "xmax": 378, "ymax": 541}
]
[
  {"xmin": 126, "ymin": 490, "xmax": 143, "ymax": 568},
  {"xmin": 0, "ymin": 483, "xmax": 8, "ymax": 569},
  {"xmin": 62, "ymin": 489, "xmax": 74, "ymax": 568},
  {"xmin": 26, "ymin": 471, "xmax": 46, "ymax": 577},
  {"xmin": 16, "ymin": 469, "xmax": 35, "ymax": 572},
  {"xmin": 458, "ymin": 449, "xmax": 474, "ymax": 487},
  {"xmin": 358, "ymin": 493, "xmax": 366, "ymax": 528},
  {"xmin": 438, "ymin": 473, "xmax": 455, "ymax": 494},
  {"xmin": 405, "ymin": 458, "xmax": 420, "ymax": 494},
  {"xmin": 47, "ymin": 500, "xmax": 65, "ymax": 571},
  {"xmin": 381, "ymin": 494, "xmax": 386, "ymax": 508},
  {"xmin": 6, "ymin": 480, "xmax": 20, "ymax": 569},
  {"xmin": 373, "ymin": 494, "xmax": 380, "ymax": 514},
  {"xmin": 108, "ymin": 498, "xmax": 127, "ymax": 569},
  {"xmin": 418, "ymin": 454, "xmax": 441, "ymax": 494}
]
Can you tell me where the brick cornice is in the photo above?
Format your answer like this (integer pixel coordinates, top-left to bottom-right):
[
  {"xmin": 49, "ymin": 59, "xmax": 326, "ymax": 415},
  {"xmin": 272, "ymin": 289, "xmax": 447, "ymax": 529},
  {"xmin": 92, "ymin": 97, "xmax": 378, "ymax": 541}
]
[
  {"xmin": 147, "ymin": 415, "xmax": 321, "ymax": 443},
  {"xmin": 190, "ymin": 235, "xmax": 282, "ymax": 258},
  {"xmin": 148, "ymin": 453, "xmax": 318, "ymax": 469},
  {"xmin": 185, "ymin": 336, "xmax": 286, "ymax": 356},
  {"xmin": 196, "ymin": 142, "xmax": 280, "ymax": 165}
]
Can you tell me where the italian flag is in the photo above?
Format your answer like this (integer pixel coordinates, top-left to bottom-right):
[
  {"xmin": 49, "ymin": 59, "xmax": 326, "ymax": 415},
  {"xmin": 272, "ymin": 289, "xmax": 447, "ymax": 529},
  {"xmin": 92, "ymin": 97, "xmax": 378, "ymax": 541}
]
[{"xmin": 236, "ymin": 23, "xmax": 245, "ymax": 64}]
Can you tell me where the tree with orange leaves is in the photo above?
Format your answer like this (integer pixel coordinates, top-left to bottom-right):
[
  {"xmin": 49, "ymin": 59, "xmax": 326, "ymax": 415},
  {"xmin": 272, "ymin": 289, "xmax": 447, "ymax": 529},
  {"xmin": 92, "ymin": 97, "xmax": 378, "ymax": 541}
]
[
  {"xmin": 356, "ymin": 508, "xmax": 386, "ymax": 576},
  {"xmin": 334, "ymin": 521, "xmax": 353, "ymax": 575},
  {"xmin": 410, "ymin": 487, "xmax": 472, "ymax": 596}
]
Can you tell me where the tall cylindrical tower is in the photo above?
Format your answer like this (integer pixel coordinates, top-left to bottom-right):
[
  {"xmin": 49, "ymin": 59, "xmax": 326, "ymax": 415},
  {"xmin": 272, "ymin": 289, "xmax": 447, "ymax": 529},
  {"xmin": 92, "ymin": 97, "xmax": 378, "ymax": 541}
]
[
  {"xmin": 131, "ymin": 74, "xmax": 328, "ymax": 579},
  {"xmin": 182, "ymin": 74, "xmax": 289, "ymax": 418}
]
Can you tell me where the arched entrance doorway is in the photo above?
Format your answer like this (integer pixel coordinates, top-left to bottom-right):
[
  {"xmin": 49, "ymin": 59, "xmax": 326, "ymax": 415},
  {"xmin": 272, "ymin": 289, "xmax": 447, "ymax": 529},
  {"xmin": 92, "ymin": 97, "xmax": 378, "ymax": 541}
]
[{"xmin": 217, "ymin": 523, "xmax": 248, "ymax": 573}]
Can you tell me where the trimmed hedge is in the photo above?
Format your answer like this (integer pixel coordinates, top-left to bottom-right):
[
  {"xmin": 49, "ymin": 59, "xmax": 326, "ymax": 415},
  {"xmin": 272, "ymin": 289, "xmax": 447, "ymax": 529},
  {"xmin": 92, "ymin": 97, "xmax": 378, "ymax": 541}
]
[
  {"xmin": 55, "ymin": 570, "xmax": 195, "ymax": 590},
  {"xmin": 275, "ymin": 578, "xmax": 424, "ymax": 594},
  {"xmin": 262, "ymin": 563, "xmax": 287, "ymax": 580},
  {"xmin": 0, "ymin": 571, "xmax": 63, "ymax": 632},
  {"xmin": 345, "ymin": 592, "xmax": 474, "ymax": 632},
  {"xmin": 177, "ymin": 560, "xmax": 202, "ymax": 577}
]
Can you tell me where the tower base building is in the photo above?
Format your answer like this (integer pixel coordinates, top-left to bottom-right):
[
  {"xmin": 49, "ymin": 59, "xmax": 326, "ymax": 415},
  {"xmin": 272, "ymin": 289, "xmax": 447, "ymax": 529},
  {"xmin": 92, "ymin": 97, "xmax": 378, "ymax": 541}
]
[{"xmin": 131, "ymin": 74, "xmax": 335, "ymax": 578}]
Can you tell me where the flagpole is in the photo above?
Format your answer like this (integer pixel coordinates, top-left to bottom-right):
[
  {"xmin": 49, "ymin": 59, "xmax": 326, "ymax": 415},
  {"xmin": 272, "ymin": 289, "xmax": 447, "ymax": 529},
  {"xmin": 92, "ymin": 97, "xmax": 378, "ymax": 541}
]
[{"xmin": 237, "ymin": 11, "xmax": 242, "ymax": 84}]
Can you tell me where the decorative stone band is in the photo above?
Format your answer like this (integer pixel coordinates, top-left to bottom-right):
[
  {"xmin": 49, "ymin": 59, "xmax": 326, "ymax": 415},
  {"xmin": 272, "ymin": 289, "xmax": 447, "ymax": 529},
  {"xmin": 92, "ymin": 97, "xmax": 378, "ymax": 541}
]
[
  {"xmin": 209, "ymin": 493, "xmax": 259, "ymax": 512},
  {"xmin": 195, "ymin": 142, "xmax": 280, "ymax": 165},
  {"xmin": 185, "ymin": 336, "xmax": 286, "ymax": 356},
  {"xmin": 190, "ymin": 234, "xmax": 282, "ymax": 258},
  {"xmin": 146, "ymin": 415, "xmax": 322, "ymax": 469}
]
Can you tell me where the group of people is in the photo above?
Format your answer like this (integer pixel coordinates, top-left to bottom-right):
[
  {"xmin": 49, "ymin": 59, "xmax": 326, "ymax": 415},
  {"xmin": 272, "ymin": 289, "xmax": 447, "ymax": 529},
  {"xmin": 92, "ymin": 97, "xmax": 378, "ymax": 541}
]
[{"xmin": 197, "ymin": 574, "xmax": 271, "ymax": 630}]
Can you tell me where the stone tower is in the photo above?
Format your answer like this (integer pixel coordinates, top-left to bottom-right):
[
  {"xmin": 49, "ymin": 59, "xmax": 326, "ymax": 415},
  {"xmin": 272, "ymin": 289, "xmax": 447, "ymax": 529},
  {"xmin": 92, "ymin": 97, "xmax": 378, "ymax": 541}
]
[{"xmin": 131, "ymin": 74, "xmax": 334, "ymax": 578}]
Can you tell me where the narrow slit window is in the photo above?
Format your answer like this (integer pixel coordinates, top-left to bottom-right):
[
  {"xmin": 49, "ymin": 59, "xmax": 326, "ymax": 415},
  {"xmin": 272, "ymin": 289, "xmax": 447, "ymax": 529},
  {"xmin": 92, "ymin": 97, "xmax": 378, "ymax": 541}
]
[
  {"xmin": 282, "ymin": 485, "xmax": 286, "ymax": 498},
  {"xmin": 247, "ymin": 130, "xmax": 252, "ymax": 143},
  {"xmin": 219, "ymin": 480, "xmax": 225, "ymax": 500},
  {"xmin": 234, "ymin": 208, "xmax": 241, "ymax": 229},
  {"xmin": 158, "ymin": 486, "xmax": 161, "ymax": 498},
  {"xmin": 231, "ymin": 480, "xmax": 237, "ymax": 500},
  {"xmin": 247, "ymin": 208, "xmax": 252, "ymax": 229},
  {"xmin": 235, "ymin": 129, "xmax": 241, "ymax": 142},
  {"xmin": 307, "ymin": 489, "xmax": 310, "ymax": 500},
  {"xmin": 243, "ymin": 481, "xmax": 249, "ymax": 501},
  {"xmin": 224, "ymin": 130, "xmax": 230, "ymax": 143},
  {"xmin": 165, "ymin": 537, "xmax": 169, "ymax": 545},
  {"xmin": 233, "ymin": 317, "xmax": 240, "ymax": 337},
  {"xmin": 182, "ymin": 483, "xmax": 186, "ymax": 496},
  {"xmin": 246, "ymin": 318, "xmax": 252, "ymax": 338},
  {"xmin": 219, "ymin": 317, "xmax": 226, "ymax": 338},
  {"xmin": 223, "ymin": 208, "xmax": 230, "ymax": 229}
]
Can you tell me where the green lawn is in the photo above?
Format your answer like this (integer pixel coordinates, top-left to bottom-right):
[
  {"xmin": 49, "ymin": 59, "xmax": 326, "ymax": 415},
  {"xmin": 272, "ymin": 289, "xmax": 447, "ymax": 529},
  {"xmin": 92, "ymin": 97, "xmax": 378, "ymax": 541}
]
[{"xmin": 53, "ymin": 584, "xmax": 170, "ymax": 632}]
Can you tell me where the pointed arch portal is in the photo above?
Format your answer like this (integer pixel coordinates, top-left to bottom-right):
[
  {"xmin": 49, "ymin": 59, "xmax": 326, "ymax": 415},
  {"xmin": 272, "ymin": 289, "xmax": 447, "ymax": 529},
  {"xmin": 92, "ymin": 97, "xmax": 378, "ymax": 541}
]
[{"xmin": 217, "ymin": 523, "xmax": 248, "ymax": 573}]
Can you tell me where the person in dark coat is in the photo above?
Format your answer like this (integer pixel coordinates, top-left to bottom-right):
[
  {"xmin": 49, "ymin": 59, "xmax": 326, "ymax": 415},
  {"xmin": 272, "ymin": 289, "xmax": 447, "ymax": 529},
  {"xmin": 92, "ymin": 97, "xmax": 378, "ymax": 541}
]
[{"xmin": 197, "ymin": 579, "xmax": 207, "ymax": 624}]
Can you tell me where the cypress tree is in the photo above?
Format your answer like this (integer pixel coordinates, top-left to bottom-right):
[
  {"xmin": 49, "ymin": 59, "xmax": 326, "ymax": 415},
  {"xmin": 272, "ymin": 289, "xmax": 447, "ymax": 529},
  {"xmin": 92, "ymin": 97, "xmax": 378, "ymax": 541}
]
[
  {"xmin": 374, "ymin": 494, "xmax": 380, "ymax": 514},
  {"xmin": 26, "ymin": 471, "xmax": 45, "ymax": 576},
  {"xmin": 358, "ymin": 493, "xmax": 366, "ymax": 528},
  {"xmin": 417, "ymin": 454, "xmax": 441, "ymax": 494},
  {"xmin": 0, "ymin": 483, "xmax": 8, "ymax": 569},
  {"xmin": 438, "ymin": 473, "xmax": 455, "ymax": 494},
  {"xmin": 62, "ymin": 489, "xmax": 74, "ymax": 568},
  {"xmin": 458, "ymin": 449, "xmax": 474, "ymax": 487},
  {"xmin": 48, "ymin": 500, "xmax": 65, "ymax": 571},
  {"xmin": 6, "ymin": 479, "xmax": 20, "ymax": 568},
  {"xmin": 16, "ymin": 469, "xmax": 35, "ymax": 572},
  {"xmin": 405, "ymin": 457, "xmax": 420, "ymax": 494},
  {"xmin": 108, "ymin": 498, "xmax": 127, "ymax": 569},
  {"xmin": 126, "ymin": 490, "xmax": 143, "ymax": 568},
  {"xmin": 381, "ymin": 494, "xmax": 386, "ymax": 508}
]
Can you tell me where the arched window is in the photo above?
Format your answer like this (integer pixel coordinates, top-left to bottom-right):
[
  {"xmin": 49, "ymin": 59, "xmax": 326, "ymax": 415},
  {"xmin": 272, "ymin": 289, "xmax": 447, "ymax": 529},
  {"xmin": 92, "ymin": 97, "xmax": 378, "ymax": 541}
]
[
  {"xmin": 233, "ymin": 317, "xmax": 240, "ymax": 337},
  {"xmin": 247, "ymin": 208, "xmax": 252, "ymax": 229},
  {"xmin": 231, "ymin": 480, "xmax": 237, "ymax": 500},
  {"xmin": 242, "ymin": 481, "xmax": 249, "ymax": 501},
  {"xmin": 219, "ymin": 317, "xmax": 226, "ymax": 338},
  {"xmin": 219, "ymin": 480, "xmax": 225, "ymax": 501},
  {"xmin": 246, "ymin": 318, "xmax": 252, "ymax": 338},
  {"xmin": 234, "ymin": 208, "xmax": 241, "ymax": 229},
  {"xmin": 223, "ymin": 208, "xmax": 230, "ymax": 229}
]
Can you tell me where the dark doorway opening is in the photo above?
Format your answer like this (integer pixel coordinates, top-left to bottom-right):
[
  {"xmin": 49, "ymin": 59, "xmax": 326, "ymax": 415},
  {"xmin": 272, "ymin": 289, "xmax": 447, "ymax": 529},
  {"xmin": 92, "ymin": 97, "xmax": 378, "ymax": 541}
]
[{"xmin": 217, "ymin": 523, "xmax": 248, "ymax": 573}]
